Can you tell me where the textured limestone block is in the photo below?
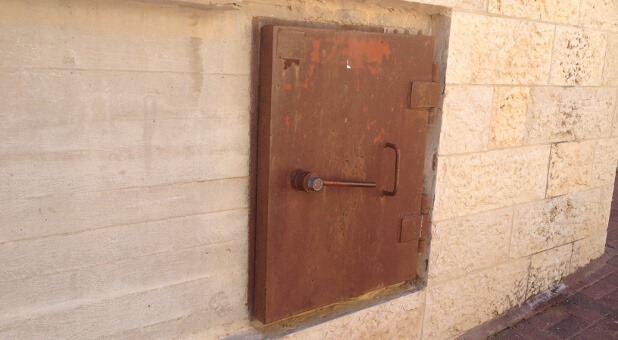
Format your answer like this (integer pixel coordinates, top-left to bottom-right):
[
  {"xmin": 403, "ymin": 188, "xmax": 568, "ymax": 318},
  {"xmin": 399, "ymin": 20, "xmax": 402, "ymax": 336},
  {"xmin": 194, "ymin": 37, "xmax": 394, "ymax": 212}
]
[
  {"xmin": 0, "ymin": 272, "xmax": 249, "ymax": 339},
  {"xmin": 591, "ymin": 138, "xmax": 618, "ymax": 188},
  {"xmin": 404, "ymin": 0, "xmax": 488, "ymax": 10},
  {"xmin": 511, "ymin": 188, "xmax": 605, "ymax": 258},
  {"xmin": 600, "ymin": 185, "xmax": 615, "ymax": 228},
  {"xmin": 615, "ymin": 95, "xmax": 618, "ymax": 137},
  {"xmin": 0, "ymin": 239, "xmax": 247, "ymax": 321},
  {"xmin": 135, "ymin": 0, "xmax": 242, "ymax": 9},
  {"xmin": 0, "ymin": 148, "xmax": 250, "ymax": 205},
  {"xmin": 571, "ymin": 232, "xmax": 607, "ymax": 273},
  {"xmin": 488, "ymin": 0, "xmax": 579, "ymax": 25},
  {"xmin": 428, "ymin": 208, "xmax": 512, "ymax": 282},
  {"xmin": 0, "ymin": 209, "xmax": 247, "ymax": 282},
  {"xmin": 0, "ymin": 69, "xmax": 251, "ymax": 202},
  {"xmin": 550, "ymin": 27, "xmax": 607, "ymax": 86},
  {"xmin": 0, "ymin": 177, "xmax": 249, "ymax": 243},
  {"xmin": 433, "ymin": 146, "xmax": 549, "ymax": 221},
  {"xmin": 438, "ymin": 86, "xmax": 493, "ymax": 154},
  {"xmin": 526, "ymin": 87, "xmax": 616, "ymax": 144},
  {"xmin": 99, "ymin": 305, "xmax": 249, "ymax": 340},
  {"xmin": 283, "ymin": 292, "xmax": 425, "ymax": 340},
  {"xmin": 423, "ymin": 259, "xmax": 529, "ymax": 340},
  {"xmin": 604, "ymin": 34, "xmax": 618, "ymax": 86},
  {"xmin": 244, "ymin": 0, "xmax": 433, "ymax": 32},
  {"xmin": 547, "ymin": 141, "xmax": 595, "ymax": 197},
  {"xmin": 580, "ymin": 0, "xmax": 618, "ymax": 32},
  {"xmin": 526, "ymin": 244, "xmax": 572, "ymax": 299},
  {"xmin": 0, "ymin": 70, "xmax": 252, "ymax": 131},
  {"xmin": 489, "ymin": 87, "xmax": 529, "ymax": 149},
  {"xmin": 0, "ymin": 1, "xmax": 251, "ymax": 74},
  {"xmin": 446, "ymin": 12, "xmax": 554, "ymax": 85}
]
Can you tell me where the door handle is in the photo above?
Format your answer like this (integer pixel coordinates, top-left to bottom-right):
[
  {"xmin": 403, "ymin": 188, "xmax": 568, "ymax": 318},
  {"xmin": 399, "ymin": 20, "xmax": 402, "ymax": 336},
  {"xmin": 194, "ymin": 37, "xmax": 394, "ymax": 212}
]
[
  {"xmin": 290, "ymin": 141, "xmax": 400, "ymax": 194},
  {"xmin": 381, "ymin": 142, "xmax": 399, "ymax": 197},
  {"xmin": 291, "ymin": 170, "xmax": 376, "ymax": 192}
]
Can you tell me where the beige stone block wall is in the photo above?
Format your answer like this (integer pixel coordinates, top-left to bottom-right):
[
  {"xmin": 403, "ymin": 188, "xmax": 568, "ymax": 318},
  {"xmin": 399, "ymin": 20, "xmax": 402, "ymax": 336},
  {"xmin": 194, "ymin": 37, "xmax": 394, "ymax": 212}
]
[
  {"xmin": 615, "ymin": 92, "xmax": 618, "ymax": 137},
  {"xmin": 433, "ymin": 146, "xmax": 549, "ymax": 220},
  {"xmin": 424, "ymin": 0, "xmax": 617, "ymax": 338},
  {"xmin": 428, "ymin": 208, "xmax": 512, "ymax": 282},
  {"xmin": 526, "ymin": 244, "xmax": 573, "ymax": 298},
  {"xmin": 1, "ymin": 0, "xmax": 617, "ymax": 339},
  {"xmin": 438, "ymin": 85, "xmax": 493, "ymax": 154},
  {"xmin": 525, "ymin": 87, "xmax": 616, "ymax": 144},
  {"xmin": 550, "ymin": 27, "xmax": 607, "ymax": 86},
  {"xmin": 605, "ymin": 34, "xmax": 618, "ymax": 86},
  {"xmin": 423, "ymin": 259, "xmax": 529, "ymax": 340},
  {"xmin": 282, "ymin": 292, "xmax": 425, "ymax": 340},
  {"xmin": 571, "ymin": 232, "xmax": 608, "ymax": 272},
  {"xmin": 547, "ymin": 141, "xmax": 595, "ymax": 197},
  {"xmin": 488, "ymin": 0, "xmax": 580, "ymax": 25},
  {"xmin": 446, "ymin": 12, "xmax": 554, "ymax": 85},
  {"xmin": 488, "ymin": 87, "xmax": 529, "ymax": 149}
]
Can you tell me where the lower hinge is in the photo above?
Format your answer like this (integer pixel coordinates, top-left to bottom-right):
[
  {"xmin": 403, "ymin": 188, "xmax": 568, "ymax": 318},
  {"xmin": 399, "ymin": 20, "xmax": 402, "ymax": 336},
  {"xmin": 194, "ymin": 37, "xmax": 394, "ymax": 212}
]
[
  {"xmin": 400, "ymin": 195, "xmax": 431, "ymax": 251},
  {"xmin": 418, "ymin": 194, "xmax": 431, "ymax": 252}
]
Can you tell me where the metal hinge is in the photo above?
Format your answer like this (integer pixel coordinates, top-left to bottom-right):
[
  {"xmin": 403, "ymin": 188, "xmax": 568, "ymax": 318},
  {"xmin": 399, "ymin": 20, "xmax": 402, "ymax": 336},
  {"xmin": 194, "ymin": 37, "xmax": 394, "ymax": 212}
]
[
  {"xmin": 409, "ymin": 63, "xmax": 442, "ymax": 127},
  {"xmin": 418, "ymin": 194, "xmax": 431, "ymax": 252},
  {"xmin": 399, "ymin": 195, "xmax": 431, "ymax": 253}
]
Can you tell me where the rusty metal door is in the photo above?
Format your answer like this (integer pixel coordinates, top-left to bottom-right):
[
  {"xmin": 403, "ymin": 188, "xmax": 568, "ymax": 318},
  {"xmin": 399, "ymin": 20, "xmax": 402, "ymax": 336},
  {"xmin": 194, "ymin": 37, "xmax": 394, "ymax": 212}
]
[{"xmin": 255, "ymin": 25, "xmax": 439, "ymax": 323}]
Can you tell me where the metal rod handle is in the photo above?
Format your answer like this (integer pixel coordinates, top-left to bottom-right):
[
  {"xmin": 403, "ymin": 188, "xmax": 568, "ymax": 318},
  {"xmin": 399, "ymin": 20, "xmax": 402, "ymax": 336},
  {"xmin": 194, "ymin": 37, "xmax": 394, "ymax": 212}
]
[
  {"xmin": 291, "ymin": 170, "xmax": 376, "ymax": 192},
  {"xmin": 381, "ymin": 142, "xmax": 399, "ymax": 197},
  {"xmin": 322, "ymin": 180, "xmax": 377, "ymax": 188}
]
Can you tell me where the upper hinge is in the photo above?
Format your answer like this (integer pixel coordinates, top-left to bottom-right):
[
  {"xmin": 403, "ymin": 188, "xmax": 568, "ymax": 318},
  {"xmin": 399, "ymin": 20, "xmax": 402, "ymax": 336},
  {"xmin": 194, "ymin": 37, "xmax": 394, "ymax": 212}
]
[
  {"xmin": 409, "ymin": 82, "xmax": 441, "ymax": 108},
  {"xmin": 409, "ymin": 63, "xmax": 442, "ymax": 126}
]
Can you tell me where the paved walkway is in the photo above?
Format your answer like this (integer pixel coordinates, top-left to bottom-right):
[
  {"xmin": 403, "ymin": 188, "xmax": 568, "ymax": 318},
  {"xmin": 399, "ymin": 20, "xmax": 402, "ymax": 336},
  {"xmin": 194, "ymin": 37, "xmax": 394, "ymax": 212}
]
[{"xmin": 461, "ymin": 174, "xmax": 618, "ymax": 340}]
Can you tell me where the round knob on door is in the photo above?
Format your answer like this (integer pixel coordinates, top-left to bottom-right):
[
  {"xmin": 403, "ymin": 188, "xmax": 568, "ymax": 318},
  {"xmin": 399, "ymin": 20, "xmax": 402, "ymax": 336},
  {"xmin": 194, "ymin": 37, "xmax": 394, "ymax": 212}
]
[{"xmin": 291, "ymin": 170, "xmax": 323, "ymax": 192}]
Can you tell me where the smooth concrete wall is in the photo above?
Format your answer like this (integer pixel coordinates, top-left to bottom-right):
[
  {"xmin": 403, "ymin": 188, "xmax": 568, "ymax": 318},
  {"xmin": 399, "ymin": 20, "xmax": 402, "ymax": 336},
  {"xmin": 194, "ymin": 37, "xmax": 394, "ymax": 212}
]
[
  {"xmin": 0, "ymin": 0, "xmax": 432, "ymax": 338},
  {"xmin": 1, "ymin": 0, "xmax": 617, "ymax": 339}
]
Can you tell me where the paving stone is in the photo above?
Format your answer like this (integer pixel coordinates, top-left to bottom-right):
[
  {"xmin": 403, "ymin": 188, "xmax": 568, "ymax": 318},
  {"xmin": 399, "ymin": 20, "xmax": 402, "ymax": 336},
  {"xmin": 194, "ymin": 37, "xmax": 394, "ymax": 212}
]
[
  {"xmin": 559, "ymin": 301, "xmax": 605, "ymax": 323},
  {"xmin": 604, "ymin": 245, "xmax": 618, "ymax": 258},
  {"xmin": 604, "ymin": 272, "xmax": 618, "ymax": 286},
  {"xmin": 588, "ymin": 263, "xmax": 618, "ymax": 282},
  {"xmin": 522, "ymin": 306, "xmax": 570, "ymax": 329},
  {"xmin": 580, "ymin": 280, "xmax": 617, "ymax": 299},
  {"xmin": 567, "ymin": 293, "xmax": 613, "ymax": 316},
  {"xmin": 487, "ymin": 328, "xmax": 529, "ymax": 340},
  {"xmin": 592, "ymin": 311, "xmax": 618, "ymax": 333},
  {"xmin": 570, "ymin": 327, "xmax": 615, "ymax": 340},
  {"xmin": 511, "ymin": 320, "xmax": 563, "ymax": 340},
  {"xmin": 547, "ymin": 315, "xmax": 588, "ymax": 338},
  {"xmin": 597, "ymin": 288, "xmax": 618, "ymax": 309}
]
